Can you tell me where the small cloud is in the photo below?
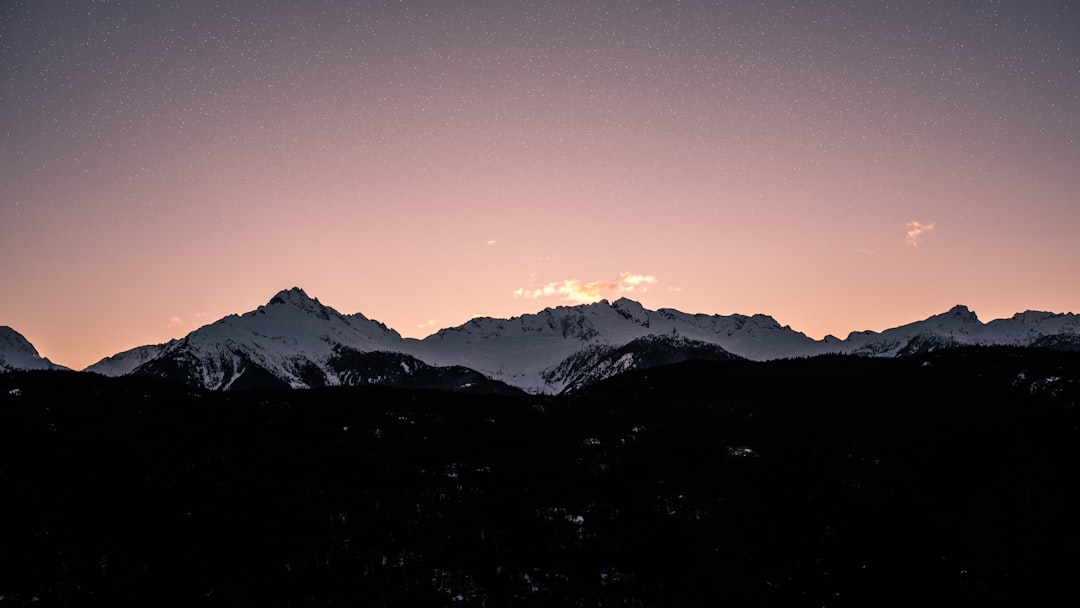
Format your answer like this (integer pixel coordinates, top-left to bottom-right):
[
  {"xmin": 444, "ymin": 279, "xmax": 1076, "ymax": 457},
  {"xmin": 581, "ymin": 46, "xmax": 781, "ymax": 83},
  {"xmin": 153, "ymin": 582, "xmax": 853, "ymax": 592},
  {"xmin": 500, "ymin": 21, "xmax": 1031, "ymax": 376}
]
[
  {"xmin": 514, "ymin": 272, "xmax": 658, "ymax": 304},
  {"xmin": 905, "ymin": 221, "xmax": 936, "ymax": 247},
  {"xmin": 667, "ymin": 285, "xmax": 684, "ymax": 292},
  {"xmin": 858, "ymin": 248, "xmax": 880, "ymax": 255},
  {"xmin": 487, "ymin": 240, "xmax": 497, "ymax": 245},
  {"xmin": 417, "ymin": 319, "xmax": 439, "ymax": 329},
  {"xmin": 167, "ymin": 316, "xmax": 184, "ymax": 329}
]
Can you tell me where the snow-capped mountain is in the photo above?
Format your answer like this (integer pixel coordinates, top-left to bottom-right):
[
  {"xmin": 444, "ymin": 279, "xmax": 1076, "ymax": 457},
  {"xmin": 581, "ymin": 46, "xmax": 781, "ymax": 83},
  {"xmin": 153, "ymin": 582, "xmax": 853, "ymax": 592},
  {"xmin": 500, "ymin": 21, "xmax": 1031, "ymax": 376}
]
[
  {"xmin": 119, "ymin": 288, "xmax": 406, "ymax": 390},
  {"xmin": 410, "ymin": 297, "xmax": 820, "ymax": 392},
  {"xmin": 86, "ymin": 341, "xmax": 175, "ymax": 377},
  {"xmin": 404, "ymin": 298, "xmax": 1080, "ymax": 390},
  {"xmin": 83, "ymin": 288, "xmax": 1080, "ymax": 394},
  {"xmin": 839, "ymin": 305, "xmax": 1080, "ymax": 357},
  {"xmin": 90, "ymin": 288, "xmax": 519, "ymax": 394},
  {"xmin": 0, "ymin": 326, "xmax": 69, "ymax": 372},
  {"xmin": 986, "ymin": 310, "xmax": 1080, "ymax": 350},
  {"xmin": 322, "ymin": 347, "xmax": 523, "ymax": 396},
  {"xmin": 541, "ymin": 334, "xmax": 742, "ymax": 394}
]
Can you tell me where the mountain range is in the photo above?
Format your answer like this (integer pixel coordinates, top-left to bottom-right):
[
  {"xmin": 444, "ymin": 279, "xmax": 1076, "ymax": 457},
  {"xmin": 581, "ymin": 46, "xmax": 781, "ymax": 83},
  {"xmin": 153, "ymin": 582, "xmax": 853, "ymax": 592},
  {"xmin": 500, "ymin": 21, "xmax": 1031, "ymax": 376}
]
[{"xmin": 4, "ymin": 288, "xmax": 1079, "ymax": 393}]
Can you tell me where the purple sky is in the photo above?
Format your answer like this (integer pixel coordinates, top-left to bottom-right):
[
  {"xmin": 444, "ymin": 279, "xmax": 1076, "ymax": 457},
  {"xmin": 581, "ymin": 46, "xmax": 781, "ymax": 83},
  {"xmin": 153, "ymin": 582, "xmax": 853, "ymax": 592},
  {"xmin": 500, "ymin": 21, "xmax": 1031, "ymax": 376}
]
[{"xmin": 2, "ymin": 0, "xmax": 1079, "ymax": 369}]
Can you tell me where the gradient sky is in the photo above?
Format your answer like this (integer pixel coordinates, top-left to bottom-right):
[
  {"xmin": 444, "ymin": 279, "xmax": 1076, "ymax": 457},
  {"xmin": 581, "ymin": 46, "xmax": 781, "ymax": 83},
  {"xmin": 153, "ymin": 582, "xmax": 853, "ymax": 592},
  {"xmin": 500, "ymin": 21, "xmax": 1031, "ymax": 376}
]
[{"xmin": 2, "ymin": 0, "xmax": 1079, "ymax": 370}]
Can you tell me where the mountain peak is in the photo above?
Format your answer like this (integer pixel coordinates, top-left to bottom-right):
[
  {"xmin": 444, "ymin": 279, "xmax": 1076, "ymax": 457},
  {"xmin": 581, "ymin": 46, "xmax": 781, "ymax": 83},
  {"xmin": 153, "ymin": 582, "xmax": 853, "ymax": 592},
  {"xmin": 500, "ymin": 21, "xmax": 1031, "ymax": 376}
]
[
  {"xmin": 943, "ymin": 304, "xmax": 979, "ymax": 323},
  {"xmin": 268, "ymin": 287, "xmax": 317, "ymax": 307},
  {"xmin": 611, "ymin": 297, "xmax": 648, "ymax": 312},
  {"xmin": 611, "ymin": 297, "xmax": 650, "ymax": 326},
  {"xmin": 261, "ymin": 287, "xmax": 345, "ymax": 322}
]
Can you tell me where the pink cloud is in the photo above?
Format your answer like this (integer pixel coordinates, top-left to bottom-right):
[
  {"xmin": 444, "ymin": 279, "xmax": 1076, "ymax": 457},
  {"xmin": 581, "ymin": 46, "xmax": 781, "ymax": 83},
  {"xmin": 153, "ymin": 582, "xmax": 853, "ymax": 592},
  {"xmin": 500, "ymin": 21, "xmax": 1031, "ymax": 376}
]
[
  {"xmin": 905, "ymin": 221, "xmax": 936, "ymax": 247},
  {"xmin": 514, "ymin": 273, "xmax": 658, "ymax": 304}
]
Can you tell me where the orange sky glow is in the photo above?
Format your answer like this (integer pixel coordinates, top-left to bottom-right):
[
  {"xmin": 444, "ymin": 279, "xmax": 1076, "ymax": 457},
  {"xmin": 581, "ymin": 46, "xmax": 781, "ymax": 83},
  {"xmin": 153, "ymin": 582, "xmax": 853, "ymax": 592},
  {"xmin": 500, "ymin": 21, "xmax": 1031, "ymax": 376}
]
[{"xmin": 2, "ymin": 1, "xmax": 1078, "ymax": 370}]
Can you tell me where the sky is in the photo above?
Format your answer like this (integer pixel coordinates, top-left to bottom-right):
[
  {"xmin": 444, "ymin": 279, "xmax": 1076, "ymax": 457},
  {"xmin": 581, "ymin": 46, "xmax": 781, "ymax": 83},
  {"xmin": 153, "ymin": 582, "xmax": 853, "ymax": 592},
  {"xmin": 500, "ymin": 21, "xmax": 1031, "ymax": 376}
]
[{"xmin": 2, "ymin": 0, "xmax": 1079, "ymax": 370}]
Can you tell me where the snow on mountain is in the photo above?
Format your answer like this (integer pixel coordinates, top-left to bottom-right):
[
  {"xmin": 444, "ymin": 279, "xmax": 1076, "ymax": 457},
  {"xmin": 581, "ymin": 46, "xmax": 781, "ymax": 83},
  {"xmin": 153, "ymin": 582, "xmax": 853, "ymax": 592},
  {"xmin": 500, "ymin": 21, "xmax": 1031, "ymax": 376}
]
[
  {"xmin": 410, "ymin": 299, "xmax": 1080, "ymax": 391},
  {"xmin": 84, "ymin": 288, "xmax": 1080, "ymax": 393},
  {"xmin": 85, "ymin": 341, "xmax": 175, "ymax": 376},
  {"xmin": 409, "ymin": 297, "xmax": 823, "ymax": 392},
  {"xmin": 541, "ymin": 334, "xmax": 743, "ymax": 394},
  {"xmin": 0, "ymin": 326, "xmax": 69, "ymax": 372},
  {"xmin": 984, "ymin": 310, "xmax": 1080, "ymax": 346},
  {"xmin": 324, "ymin": 347, "xmax": 523, "ymax": 395},
  {"xmin": 648, "ymin": 306, "xmax": 827, "ymax": 360},
  {"xmin": 131, "ymin": 287, "xmax": 405, "ymax": 390},
  {"xmin": 410, "ymin": 299, "xmax": 649, "ymax": 392},
  {"xmin": 838, "ymin": 305, "xmax": 1080, "ymax": 357},
  {"xmin": 841, "ymin": 305, "xmax": 983, "ymax": 357}
]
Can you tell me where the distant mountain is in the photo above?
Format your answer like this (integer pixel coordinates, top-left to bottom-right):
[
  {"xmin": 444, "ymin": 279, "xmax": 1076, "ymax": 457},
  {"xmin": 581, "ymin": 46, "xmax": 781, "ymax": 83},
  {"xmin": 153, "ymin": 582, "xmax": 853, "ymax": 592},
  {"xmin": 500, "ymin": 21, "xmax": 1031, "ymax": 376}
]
[
  {"xmin": 83, "ymin": 288, "xmax": 1080, "ymax": 393},
  {"xmin": 87, "ymin": 291, "xmax": 809, "ymax": 392},
  {"xmin": 541, "ymin": 334, "xmax": 742, "ymax": 394},
  {"xmin": 86, "ymin": 341, "xmax": 175, "ymax": 377},
  {"xmin": 117, "ymin": 288, "xmax": 411, "ymax": 390},
  {"xmin": 324, "ymin": 347, "xmax": 523, "ymax": 396},
  {"xmin": 412, "ymin": 297, "xmax": 820, "ymax": 392},
  {"xmin": 840, "ymin": 305, "xmax": 1080, "ymax": 357},
  {"xmin": 0, "ymin": 326, "xmax": 69, "ymax": 373}
]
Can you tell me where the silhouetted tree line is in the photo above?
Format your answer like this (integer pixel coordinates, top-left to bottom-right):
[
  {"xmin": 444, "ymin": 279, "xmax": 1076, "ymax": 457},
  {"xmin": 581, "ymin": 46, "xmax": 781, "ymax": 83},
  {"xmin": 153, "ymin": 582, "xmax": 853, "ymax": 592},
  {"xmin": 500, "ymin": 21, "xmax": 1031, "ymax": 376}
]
[{"xmin": 1, "ymin": 346, "xmax": 1078, "ymax": 606}]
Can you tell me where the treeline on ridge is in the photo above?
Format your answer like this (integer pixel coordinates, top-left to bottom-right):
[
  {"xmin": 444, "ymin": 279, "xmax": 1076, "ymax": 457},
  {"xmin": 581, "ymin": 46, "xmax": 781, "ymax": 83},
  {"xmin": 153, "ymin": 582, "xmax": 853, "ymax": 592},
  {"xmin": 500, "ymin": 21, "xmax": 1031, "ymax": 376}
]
[{"xmin": 1, "ymin": 346, "xmax": 1078, "ymax": 606}]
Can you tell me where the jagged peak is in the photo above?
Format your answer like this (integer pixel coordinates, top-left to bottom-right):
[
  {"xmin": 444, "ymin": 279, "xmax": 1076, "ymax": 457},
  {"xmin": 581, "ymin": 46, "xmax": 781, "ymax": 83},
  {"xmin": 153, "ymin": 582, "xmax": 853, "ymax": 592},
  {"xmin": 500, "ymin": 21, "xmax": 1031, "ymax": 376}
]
[
  {"xmin": 611, "ymin": 297, "xmax": 649, "ymax": 325},
  {"xmin": 257, "ymin": 287, "xmax": 355, "ymax": 324},
  {"xmin": 267, "ymin": 286, "xmax": 319, "ymax": 307},
  {"xmin": 939, "ymin": 304, "xmax": 980, "ymax": 323}
]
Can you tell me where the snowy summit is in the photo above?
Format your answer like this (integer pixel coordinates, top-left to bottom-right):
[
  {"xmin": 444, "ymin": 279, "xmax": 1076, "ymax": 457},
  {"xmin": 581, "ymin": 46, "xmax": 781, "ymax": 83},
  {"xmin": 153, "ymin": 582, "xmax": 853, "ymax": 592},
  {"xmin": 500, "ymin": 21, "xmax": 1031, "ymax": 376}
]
[{"xmin": 74, "ymin": 289, "xmax": 1080, "ymax": 394}]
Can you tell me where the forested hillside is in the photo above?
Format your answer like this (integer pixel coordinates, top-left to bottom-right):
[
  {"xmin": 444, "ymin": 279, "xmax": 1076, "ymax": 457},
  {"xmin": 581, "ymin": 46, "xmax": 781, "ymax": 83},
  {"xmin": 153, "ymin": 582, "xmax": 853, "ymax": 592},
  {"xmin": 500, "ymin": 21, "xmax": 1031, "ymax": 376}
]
[{"xmin": 2, "ymin": 347, "xmax": 1078, "ymax": 606}]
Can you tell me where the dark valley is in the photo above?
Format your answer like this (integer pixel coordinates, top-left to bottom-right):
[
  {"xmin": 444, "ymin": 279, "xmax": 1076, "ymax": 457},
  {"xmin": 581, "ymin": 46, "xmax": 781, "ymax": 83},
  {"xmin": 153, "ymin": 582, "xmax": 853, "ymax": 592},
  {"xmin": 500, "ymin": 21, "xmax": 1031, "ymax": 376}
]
[{"xmin": 2, "ymin": 346, "xmax": 1079, "ymax": 606}]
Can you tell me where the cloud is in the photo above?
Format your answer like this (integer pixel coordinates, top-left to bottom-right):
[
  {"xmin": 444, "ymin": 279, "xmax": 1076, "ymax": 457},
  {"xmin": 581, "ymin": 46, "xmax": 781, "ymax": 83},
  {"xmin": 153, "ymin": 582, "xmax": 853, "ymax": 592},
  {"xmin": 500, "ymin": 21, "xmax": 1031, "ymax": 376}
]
[
  {"xmin": 167, "ymin": 316, "xmax": 184, "ymax": 328},
  {"xmin": 905, "ymin": 221, "xmax": 936, "ymax": 247},
  {"xmin": 487, "ymin": 240, "xmax": 497, "ymax": 245},
  {"xmin": 417, "ymin": 319, "xmax": 439, "ymax": 329},
  {"xmin": 514, "ymin": 272, "xmax": 658, "ymax": 304}
]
